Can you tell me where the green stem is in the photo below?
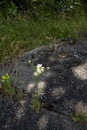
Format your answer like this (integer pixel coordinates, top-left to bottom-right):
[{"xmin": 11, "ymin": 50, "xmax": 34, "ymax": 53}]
[{"xmin": 35, "ymin": 76, "xmax": 39, "ymax": 98}]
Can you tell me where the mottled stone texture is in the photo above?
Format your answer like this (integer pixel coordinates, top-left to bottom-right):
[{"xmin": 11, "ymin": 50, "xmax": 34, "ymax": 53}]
[{"xmin": 0, "ymin": 40, "xmax": 87, "ymax": 130}]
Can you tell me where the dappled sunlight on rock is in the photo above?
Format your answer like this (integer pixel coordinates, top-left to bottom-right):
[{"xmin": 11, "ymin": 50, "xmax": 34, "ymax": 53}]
[
  {"xmin": 72, "ymin": 63, "xmax": 87, "ymax": 80},
  {"xmin": 44, "ymin": 71, "xmax": 56, "ymax": 79},
  {"xmin": 38, "ymin": 81, "xmax": 46, "ymax": 95},
  {"xmin": 37, "ymin": 115, "xmax": 48, "ymax": 130},
  {"xmin": 16, "ymin": 104, "xmax": 26, "ymax": 120},
  {"xmin": 0, "ymin": 39, "xmax": 87, "ymax": 129},
  {"xmin": 27, "ymin": 82, "xmax": 35, "ymax": 92},
  {"xmin": 52, "ymin": 87, "xmax": 65, "ymax": 97},
  {"xmin": 27, "ymin": 81, "xmax": 46, "ymax": 95},
  {"xmin": 75, "ymin": 101, "xmax": 87, "ymax": 116}
]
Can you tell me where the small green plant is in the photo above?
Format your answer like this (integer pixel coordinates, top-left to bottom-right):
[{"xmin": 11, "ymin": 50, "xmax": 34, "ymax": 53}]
[
  {"xmin": 71, "ymin": 113, "xmax": 87, "ymax": 124},
  {"xmin": 1, "ymin": 73, "xmax": 24, "ymax": 107},
  {"xmin": 1, "ymin": 73, "xmax": 14, "ymax": 96},
  {"xmin": 28, "ymin": 60, "xmax": 49, "ymax": 113}
]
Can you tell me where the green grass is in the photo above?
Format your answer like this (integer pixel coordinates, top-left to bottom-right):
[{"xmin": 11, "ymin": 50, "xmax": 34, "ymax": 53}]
[
  {"xmin": 71, "ymin": 113, "xmax": 87, "ymax": 124},
  {"xmin": 0, "ymin": 13, "xmax": 87, "ymax": 62}
]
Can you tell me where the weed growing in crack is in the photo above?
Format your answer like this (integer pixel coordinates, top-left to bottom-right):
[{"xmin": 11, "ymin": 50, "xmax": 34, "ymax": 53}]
[
  {"xmin": 28, "ymin": 60, "xmax": 49, "ymax": 113},
  {"xmin": 70, "ymin": 113, "xmax": 87, "ymax": 125},
  {"xmin": 1, "ymin": 73, "xmax": 14, "ymax": 96},
  {"xmin": 1, "ymin": 73, "xmax": 24, "ymax": 107}
]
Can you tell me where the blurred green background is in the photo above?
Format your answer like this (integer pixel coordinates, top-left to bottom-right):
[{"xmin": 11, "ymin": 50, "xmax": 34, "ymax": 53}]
[{"xmin": 0, "ymin": 0, "xmax": 87, "ymax": 62}]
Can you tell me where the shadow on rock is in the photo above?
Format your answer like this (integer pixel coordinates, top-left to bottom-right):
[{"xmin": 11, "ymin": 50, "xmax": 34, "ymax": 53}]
[{"xmin": 0, "ymin": 39, "xmax": 87, "ymax": 130}]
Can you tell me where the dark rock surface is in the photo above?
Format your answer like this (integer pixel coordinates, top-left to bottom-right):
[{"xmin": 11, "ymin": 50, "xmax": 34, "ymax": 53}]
[{"xmin": 0, "ymin": 39, "xmax": 87, "ymax": 130}]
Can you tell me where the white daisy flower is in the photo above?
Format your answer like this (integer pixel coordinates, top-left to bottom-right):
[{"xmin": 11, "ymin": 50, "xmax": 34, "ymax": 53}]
[{"xmin": 36, "ymin": 64, "xmax": 45, "ymax": 75}]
